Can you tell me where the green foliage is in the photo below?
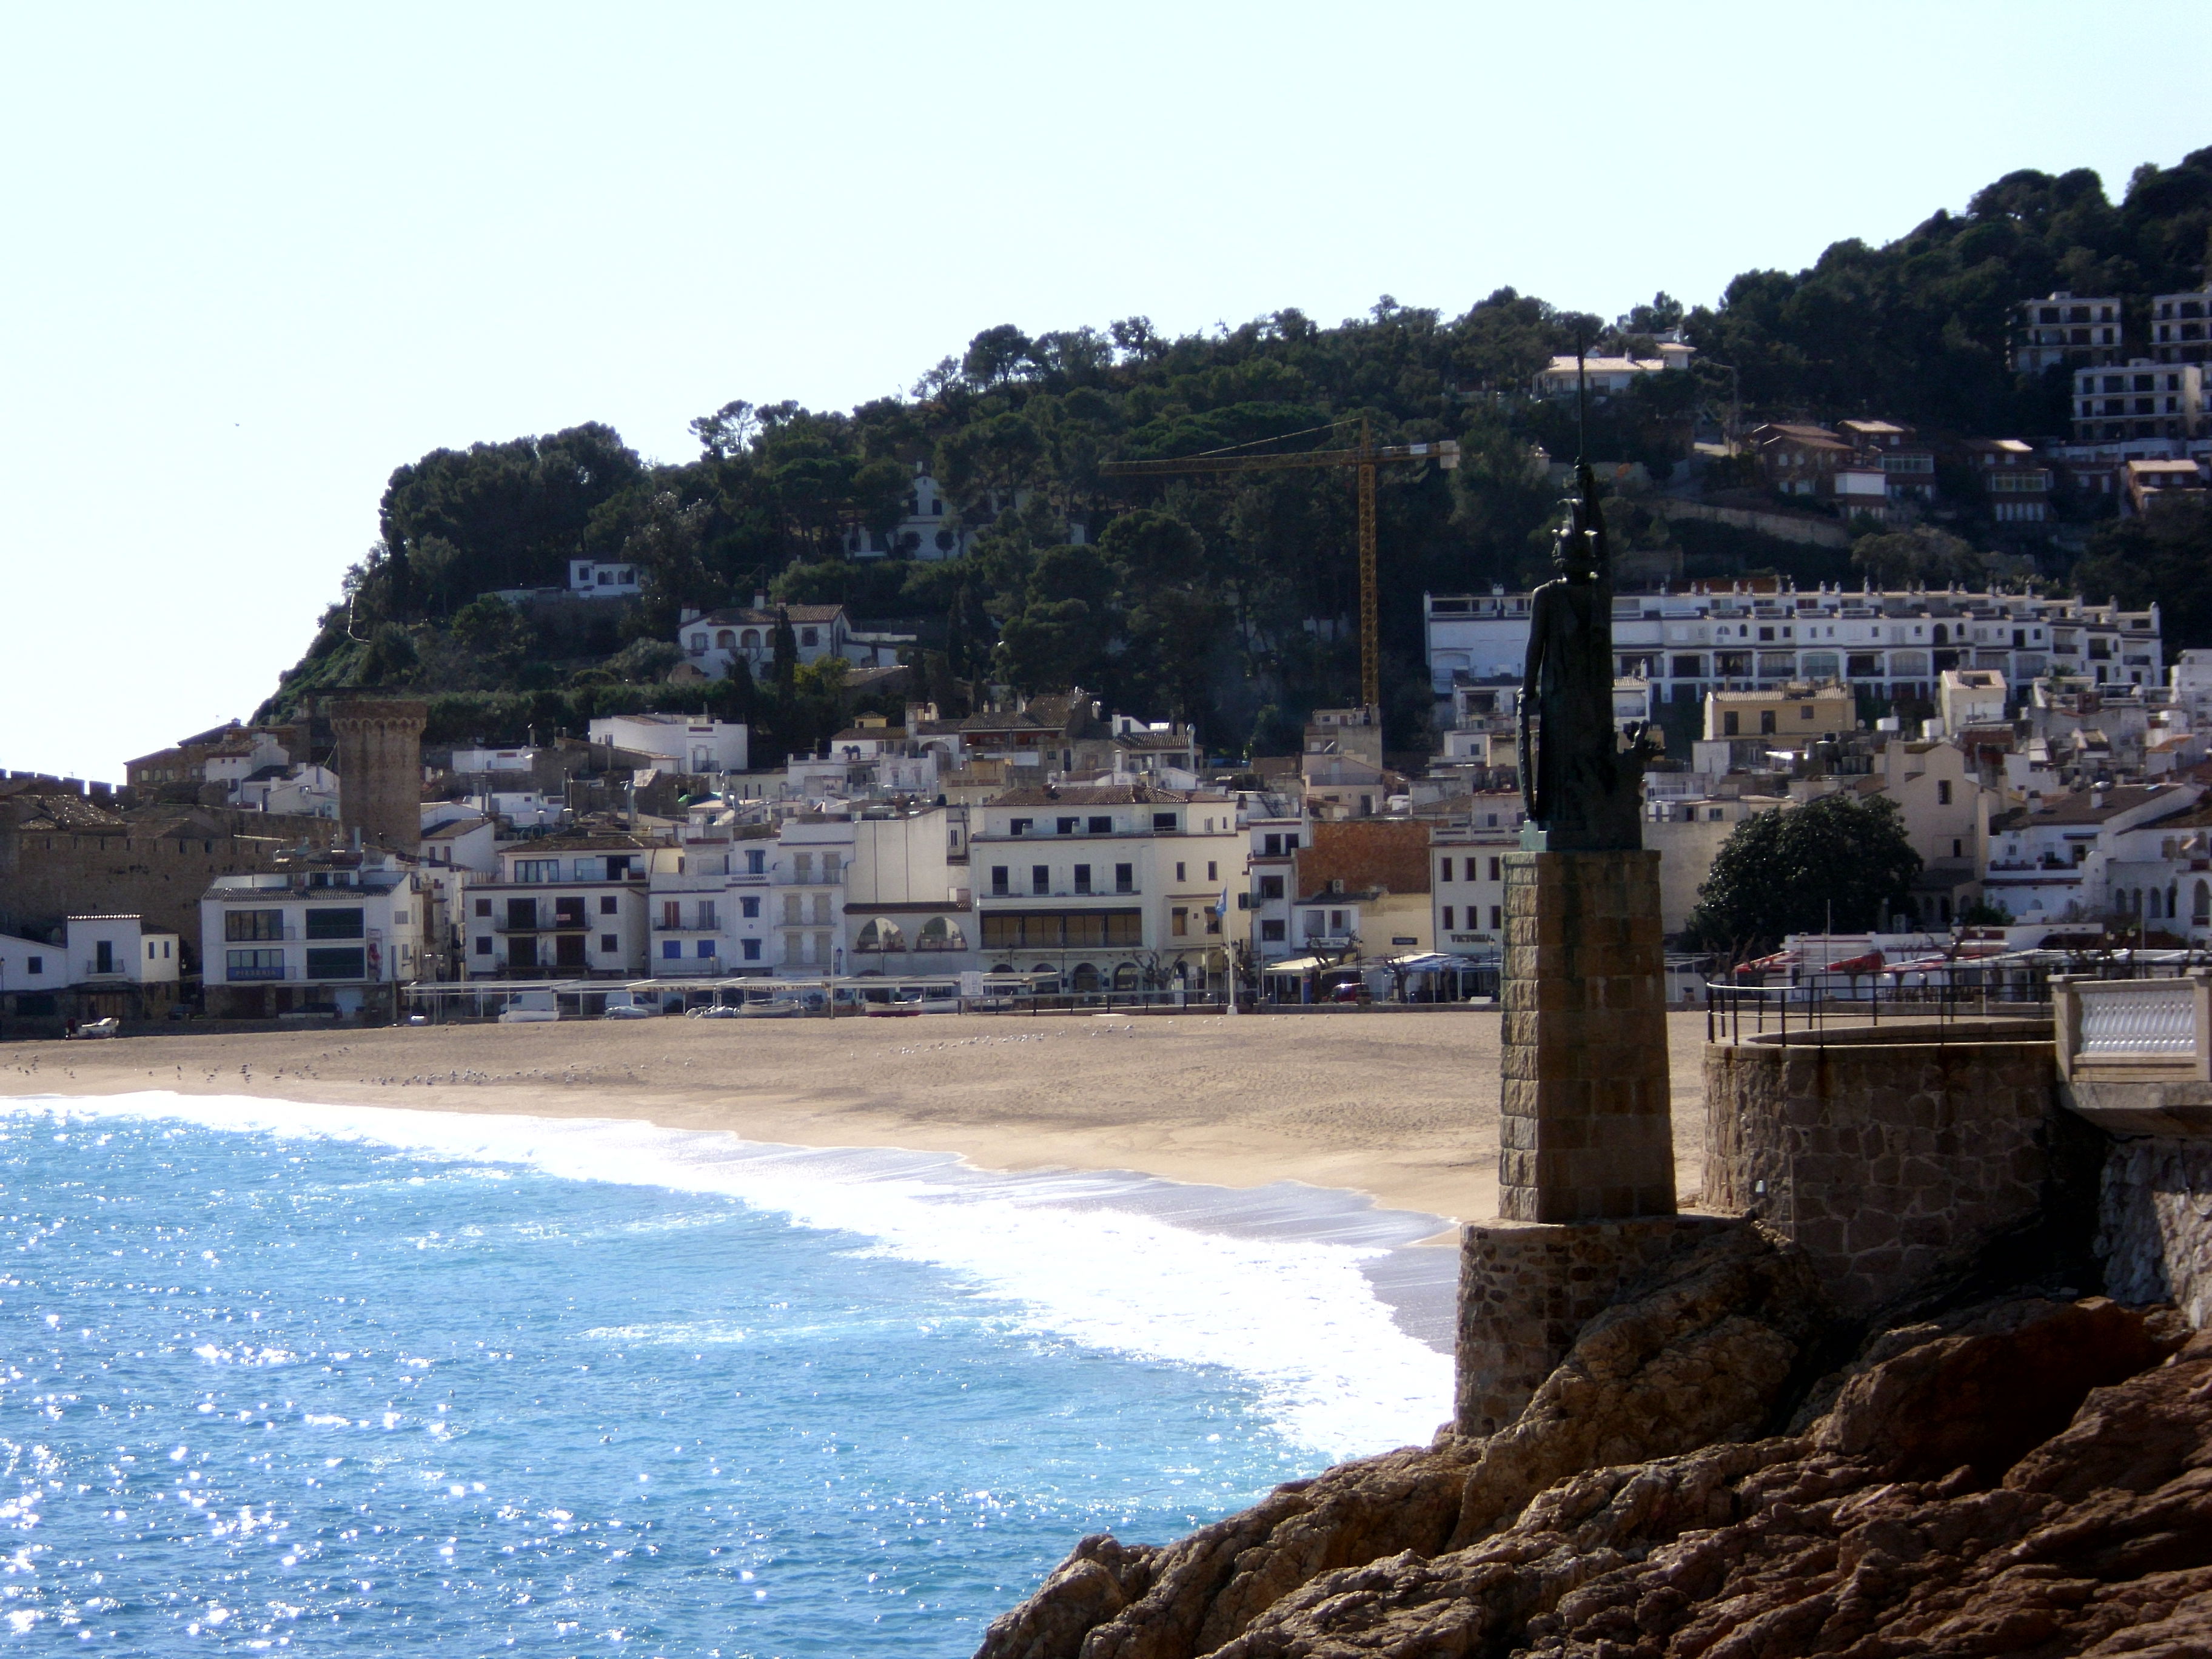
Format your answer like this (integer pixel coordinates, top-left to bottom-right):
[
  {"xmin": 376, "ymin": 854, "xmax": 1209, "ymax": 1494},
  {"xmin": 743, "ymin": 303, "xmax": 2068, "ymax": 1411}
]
[
  {"xmin": 2074, "ymin": 496, "xmax": 2212, "ymax": 653},
  {"xmin": 1686, "ymin": 149, "xmax": 2212, "ymax": 432},
  {"xmin": 1959, "ymin": 897, "xmax": 2014, "ymax": 927},
  {"xmin": 1680, "ymin": 793, "xmax": 1923, "ymax": 956},
  {"xmin": 1850, "ymin": 526, "xmax": 1987, "ymax": 589},
  {"xmin": 262, "ymin": 148, "xmax": 2212, "ymax": 755}
]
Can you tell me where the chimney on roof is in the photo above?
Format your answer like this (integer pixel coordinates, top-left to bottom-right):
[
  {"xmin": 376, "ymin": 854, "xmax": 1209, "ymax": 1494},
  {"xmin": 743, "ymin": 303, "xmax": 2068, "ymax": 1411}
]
[{"xmin": 754, "ymin": 591, "xmax": 768, "ymax": 609}]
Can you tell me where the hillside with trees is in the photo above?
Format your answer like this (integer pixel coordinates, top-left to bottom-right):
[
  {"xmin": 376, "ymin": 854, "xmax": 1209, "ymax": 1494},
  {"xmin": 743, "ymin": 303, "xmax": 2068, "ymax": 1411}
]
[{"xmin": 260, "ymin": 147, "xmax": 2212, "ymax": 765}]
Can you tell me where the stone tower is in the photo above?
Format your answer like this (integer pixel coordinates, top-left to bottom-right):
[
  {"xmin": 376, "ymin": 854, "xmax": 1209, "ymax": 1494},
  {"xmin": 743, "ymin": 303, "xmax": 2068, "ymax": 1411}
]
[{"xmin": 330, "ymin": 699, "xmax": 427, "ymax": 855}]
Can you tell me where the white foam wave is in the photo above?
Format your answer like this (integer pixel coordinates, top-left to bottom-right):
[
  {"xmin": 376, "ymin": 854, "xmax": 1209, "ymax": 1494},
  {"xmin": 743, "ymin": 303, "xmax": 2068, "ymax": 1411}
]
[{"xmin": 6, "ymin": 1092, "xmax": 1452, "ymax": 1459}]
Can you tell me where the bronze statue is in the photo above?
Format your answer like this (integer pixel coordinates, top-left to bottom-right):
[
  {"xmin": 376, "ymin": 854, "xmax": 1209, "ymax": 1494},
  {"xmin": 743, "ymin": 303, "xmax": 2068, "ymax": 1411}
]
[{"xmin": 1518, "ymin": 461, "xmax": 1654, "ymax": 851}]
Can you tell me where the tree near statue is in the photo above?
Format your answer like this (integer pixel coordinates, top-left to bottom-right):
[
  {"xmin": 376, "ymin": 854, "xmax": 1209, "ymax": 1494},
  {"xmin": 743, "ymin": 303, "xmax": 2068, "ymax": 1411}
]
[{"xmin": 1680, "ymin": 793, "xmax": 1923, "ymax": 957}]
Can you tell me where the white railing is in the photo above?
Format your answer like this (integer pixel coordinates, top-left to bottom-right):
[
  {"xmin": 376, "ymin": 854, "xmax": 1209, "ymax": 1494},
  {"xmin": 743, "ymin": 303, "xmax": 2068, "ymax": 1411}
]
[
  {"xmin": 2080, "ymin": 982, "xmax": 2195, "ymax": 1056},
  {"xmin": 2056, "ymin": 973, "xmax": 2212, "ymax": 1080}
]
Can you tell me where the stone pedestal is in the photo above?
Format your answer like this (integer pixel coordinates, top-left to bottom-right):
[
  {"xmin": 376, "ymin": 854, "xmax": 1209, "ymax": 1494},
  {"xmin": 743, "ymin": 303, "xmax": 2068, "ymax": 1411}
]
[
  {"xmin": 1455, "ymin": 1215, "xmax": 1738, "ymax": 1433},
  {"xmin": 1498, "ymin": 848, "xmax": 1675, "ymax": 1222}
]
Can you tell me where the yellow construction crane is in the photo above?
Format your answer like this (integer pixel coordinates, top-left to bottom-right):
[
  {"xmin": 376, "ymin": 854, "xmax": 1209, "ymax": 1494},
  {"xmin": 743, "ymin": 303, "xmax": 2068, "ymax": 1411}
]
[{"xmin": 1099, "ymin": 421, "xmax": 1458, "ymax": 712}]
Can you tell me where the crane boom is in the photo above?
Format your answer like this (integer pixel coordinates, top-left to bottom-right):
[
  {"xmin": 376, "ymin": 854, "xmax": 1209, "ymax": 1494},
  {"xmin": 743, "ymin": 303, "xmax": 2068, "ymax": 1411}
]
[{"xmin": 1099, "ymin": 432, "xmax": 1457, "ymax": 710}]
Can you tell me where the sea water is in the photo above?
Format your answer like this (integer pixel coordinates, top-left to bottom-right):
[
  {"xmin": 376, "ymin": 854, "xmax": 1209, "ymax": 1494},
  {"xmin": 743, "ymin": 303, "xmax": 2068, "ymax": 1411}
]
[{"xmin": 0, "ymin": 1093, "xmax": 1453, "ymax": 1655}]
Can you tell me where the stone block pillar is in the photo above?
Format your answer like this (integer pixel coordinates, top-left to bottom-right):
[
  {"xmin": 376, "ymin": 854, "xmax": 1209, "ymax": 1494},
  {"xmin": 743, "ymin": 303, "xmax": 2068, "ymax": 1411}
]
[{"xmin": 1498, "ymin": 848, "xmax": 1675, "ymax": 1221}]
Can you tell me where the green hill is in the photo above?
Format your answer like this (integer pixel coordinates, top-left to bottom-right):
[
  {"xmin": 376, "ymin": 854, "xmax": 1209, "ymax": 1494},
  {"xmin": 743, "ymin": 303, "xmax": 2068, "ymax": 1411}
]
[{"xmin": 260, "ymin": 147, "xmax": 2212, "ymax": 763}]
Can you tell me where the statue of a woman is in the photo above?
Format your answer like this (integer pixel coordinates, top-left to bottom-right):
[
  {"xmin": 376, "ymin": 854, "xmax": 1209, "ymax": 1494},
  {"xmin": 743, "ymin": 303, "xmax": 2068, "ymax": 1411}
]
[{"xmin": 1519, "ymin": 463, "xmax": 1652, "ymax": 851}]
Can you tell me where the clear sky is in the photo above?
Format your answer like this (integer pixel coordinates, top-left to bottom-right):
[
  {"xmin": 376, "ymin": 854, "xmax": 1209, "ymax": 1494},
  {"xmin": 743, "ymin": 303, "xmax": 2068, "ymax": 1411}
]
[{"xmin": 3, "ymin": 2, "xmax": 2208, "ymax": 782}]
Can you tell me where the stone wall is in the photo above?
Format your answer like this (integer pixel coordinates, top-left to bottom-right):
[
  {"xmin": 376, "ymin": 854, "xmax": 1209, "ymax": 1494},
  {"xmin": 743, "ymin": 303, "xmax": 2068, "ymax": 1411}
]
[
  {"xmin": 1704, "ymin": 1022, "xmax": 2056, "ymax": 1316},
  {"xmin": 0, "ymin": 810, "xmax": 340, "ymax": 951},
  {"xmin": 2099, "ymin": 1138, "xmax": 2212, "ymax": 1327},
  {"xmin": 1455, "ymin": 1215, "xmax": 1740, "ymax": 1433}
]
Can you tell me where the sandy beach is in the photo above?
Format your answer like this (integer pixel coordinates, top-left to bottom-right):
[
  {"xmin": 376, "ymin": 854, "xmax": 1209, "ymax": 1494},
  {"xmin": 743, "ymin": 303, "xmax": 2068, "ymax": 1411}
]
[{"xmin": 0, "ymin": 1010, "xmax": 1721, "ymax": 1229}]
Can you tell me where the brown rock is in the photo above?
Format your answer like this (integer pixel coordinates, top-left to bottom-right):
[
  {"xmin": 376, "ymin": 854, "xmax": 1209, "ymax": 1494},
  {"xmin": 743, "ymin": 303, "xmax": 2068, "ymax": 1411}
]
[
  {"xmin": 977, "ymin": 1297, "xmax": 2204, "ymax": 1659},
  {"xmin": 974, "ymin": 1225, "xmax": 1826, "ymax": 1659}
]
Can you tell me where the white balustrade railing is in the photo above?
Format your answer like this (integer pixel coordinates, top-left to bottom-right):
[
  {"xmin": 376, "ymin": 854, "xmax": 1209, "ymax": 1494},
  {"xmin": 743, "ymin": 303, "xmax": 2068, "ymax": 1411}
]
[
  {"xmin": 2056, "ymin": 973, "xmax": 2211, "ymax": 1081},
  {"xmin": 2079, "ymin": 982, "xmax": 2197, "ymax": 1056}
]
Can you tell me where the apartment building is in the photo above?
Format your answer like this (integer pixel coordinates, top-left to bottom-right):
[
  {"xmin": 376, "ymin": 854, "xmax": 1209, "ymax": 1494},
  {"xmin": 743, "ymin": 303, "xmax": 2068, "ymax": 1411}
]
[
  {"xmin": 648, "ymin": 832, "xmax": 774, "ymax": 977},
  {"xmin": 844, "ymin": 806, "xmax": 974, "ymax": 975},
  {"xmin": 200, "ymin": 849, "xmax": 425, "ymax": 1016},
  {"xmin": 1244, "ymin": 814, "xmax": 1308, "ymax": 962},
  {"xmin": 2013, "ymin": 292, "xmax": 2123, "ymax": 373},
  {"xmin": 1427, "ymin": 586, "xmax": 2163, "ymax": 711},
  {"xmin": 2071, "ymin": 361, "xmax": 2207, "ymax": 442},
  {"xmin": 458, "ymin": 833, "xmax": 655, "ymax": 979},
  {"xmin": 970, "ymin": 785, "xmax": 1242, "ymax": 991},
  {"xmin": 2150, "ymin": 290, "xmax": 2212, "ymax": 364}
]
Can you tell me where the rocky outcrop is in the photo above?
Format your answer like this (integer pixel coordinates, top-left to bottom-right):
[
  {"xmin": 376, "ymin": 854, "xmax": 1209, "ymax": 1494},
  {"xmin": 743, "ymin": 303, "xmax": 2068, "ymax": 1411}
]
[
  {"xmin": 979, "ymin": 1276, "xmax": 2205, "ymax": 1659},
  {"xmin": 976, "ymin": 1225, "xmax": 1828, "ymax": 1659}
]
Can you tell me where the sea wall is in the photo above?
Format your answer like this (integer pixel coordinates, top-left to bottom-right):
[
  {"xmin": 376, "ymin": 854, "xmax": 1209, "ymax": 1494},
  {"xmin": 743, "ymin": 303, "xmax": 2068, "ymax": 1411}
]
[{"xmin": 1703, "ymin": 1021, "xmax": 2057, "ymax": 1315}]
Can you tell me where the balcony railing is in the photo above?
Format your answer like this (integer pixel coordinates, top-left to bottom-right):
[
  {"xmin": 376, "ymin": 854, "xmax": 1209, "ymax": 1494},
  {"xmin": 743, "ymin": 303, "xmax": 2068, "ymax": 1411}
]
[
  {"xmin": 652, "ymin": 919, "xmax": 719, "ymax": 932},
  {"xmin": 2056, "ymin": 973, "xmax": 2212, "ymax": 1082},
  {"xmin": 226, "ymin": 964, "xmax": 288, "ymax": 982},
  {"xmin": 982, "ymin": 886, "xmax": 1140, "ymax": 900},
  {"xmin": 492, "ymin": 917, "xmax": 590, "ymax": 934}
]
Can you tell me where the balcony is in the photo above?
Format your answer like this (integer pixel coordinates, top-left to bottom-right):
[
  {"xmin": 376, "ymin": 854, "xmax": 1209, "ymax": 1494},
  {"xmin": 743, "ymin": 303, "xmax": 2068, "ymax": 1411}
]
[
  {"xmin": 984, "ymin": 886, "xmax": 1141, "ymax": 901},
  {"xmin": 652, "ymin": 918, "xmax": 720, "ymax": 932},
  {"xmin": 493, "ymin": 917, "xmax": 590, "ymax": 934},
  {"xmin": 226, "ymin": 963, "xmax": 288, "ymax": 982}
]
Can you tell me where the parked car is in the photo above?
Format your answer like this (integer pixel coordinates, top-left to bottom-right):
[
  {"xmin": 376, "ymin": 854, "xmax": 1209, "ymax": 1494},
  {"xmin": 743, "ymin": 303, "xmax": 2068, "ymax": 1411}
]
[{"xmin": 497, "ymin": 991, "xmax": 560, "ymax": 1024}]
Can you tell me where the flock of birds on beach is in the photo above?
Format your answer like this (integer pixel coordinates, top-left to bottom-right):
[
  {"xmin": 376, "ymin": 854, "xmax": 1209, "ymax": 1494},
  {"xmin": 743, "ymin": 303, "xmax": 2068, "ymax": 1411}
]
[{"xmin": 2, "ymin": 1013, "xmax": 1241, "ymax": 1094}]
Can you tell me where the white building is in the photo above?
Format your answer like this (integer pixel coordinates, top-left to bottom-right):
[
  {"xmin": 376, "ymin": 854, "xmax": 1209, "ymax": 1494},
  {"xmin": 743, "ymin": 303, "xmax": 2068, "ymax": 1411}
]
[
  {"xmin": 569, "ymin": 559, "xmax": 640, "ymax": 598},
  {"xmin": 677, "ymin": 603, "xmax": 915, "ymax": 680},
  {"xmin": 65, "ymin": 914, "xmax": 179, "ymax": 989},
  {"xmin": 588, "ymin": 714, "xmax": 749, "ymax": 775},
  {"xmin": 449, "ymin": 746, "xmax": 537, "ymax": 774},
  {"xmin": 769, "ymin": 814, "xmax": 857, "ymax": 974},
  {"xmin": 0, "ymin": 930, "xmax": 62, "ymax": 1001},
  {"xmin": 843, "ymin": 467, "xmax": 968, "ymax": 560},
  {"xmin": 2014, "ymin": 292, "xmax": 2123, "ymax": 374},
  {"xmin": 1244, "ymin": 814, "xmax": 1309, "ymax": 961},
  {"xmin": 971, "ymin": 785, "xmax": 1244, "ymax": 991},
  {"xmin": 1939, "ymin": 669, "xmax": 2009, "ymax": 733},
  {"xmin": 1982, "ymin": 783, "xmax": 2204, "ymax": 927},
  {"xmin": 236, "ymin": 762, "xmax": 339, "ymax": 819},
  {"xmin": 458, "ymin": 835, "xmax": 655, "ymax": 979},
  {"xmin": 2072, "ymin": 361, "xmax": 2208, "ymax": 443},
  {"xmin": 1431, "ymin": 824, "xmax": 1518, "ymax": 956},
  {"xmin": 2150, "ymin": 290, "xmax": 2212, "ymax": 365},
  {"xmin": 1532, "ymin": 347, "xmax": 1693, "ymax": 397},
  {"xmin": 1426, "ymin": 586, "xmax": 2163, "ymax": 711},
  {"xmin": 845, "ymin": 808, "xmax": 976, "ymax": 974},
  {"xmin": 648, "ymin": 834, "xmax": 773, "ymax": 978},
  {"xmin": 200, "ymin": 851, "xmax": 424, "ymax": 1016}
]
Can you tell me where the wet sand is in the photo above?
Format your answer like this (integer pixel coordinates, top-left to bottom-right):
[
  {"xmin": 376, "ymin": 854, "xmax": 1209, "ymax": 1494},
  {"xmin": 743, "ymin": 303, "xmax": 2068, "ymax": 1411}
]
[{"xmin": 0, "ymin": 1010, "xmax": 1721, "ymax": 1229}]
